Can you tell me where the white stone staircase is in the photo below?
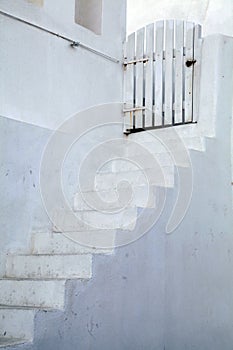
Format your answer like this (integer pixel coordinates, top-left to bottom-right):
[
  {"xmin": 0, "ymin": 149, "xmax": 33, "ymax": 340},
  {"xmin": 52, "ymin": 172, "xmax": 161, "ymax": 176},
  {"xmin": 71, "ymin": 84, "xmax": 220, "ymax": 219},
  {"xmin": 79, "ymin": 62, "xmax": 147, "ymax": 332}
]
[
  {"xmin": 0, "ymin": 123, "xmax": 207, "ymax": 348},
  {"xmin": 0, "ymin": 31, "xmax": 232, "ymax": 349},
  {"xmin": 0, "ymin": 235, "xmax": 112, "ymax": 347}
]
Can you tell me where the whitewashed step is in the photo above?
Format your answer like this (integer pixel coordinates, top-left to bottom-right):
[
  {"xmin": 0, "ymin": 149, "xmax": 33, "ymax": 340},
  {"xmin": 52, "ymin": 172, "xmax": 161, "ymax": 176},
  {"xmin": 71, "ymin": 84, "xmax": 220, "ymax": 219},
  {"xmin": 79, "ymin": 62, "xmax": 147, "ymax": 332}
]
[
  {"xmin": 98, "ymin": 151, "xmax": 192, "ymax": 174},
  {"xmin": 172, "ymin": 124, "xmax": 206, "ymax": 138},
  {"xmin": 74, "ymin": 209, "xmax": 138, "ymax": 232},
  {"xmin": 109, "ymin": 152, "xmax": 190, "ymax": 173},
  {"xmin": 51, "ymin": 230, "xmax": 117, "ymax": 249},
  {"xmin": 74, "ymin": 186, "xmax": 156, "ymax": 211},
  {"xmin": 0, "ymin": 338, "xmax": 29, "ymax": 348},
  {"xmin": 0, "ymin": 279, "xmax": 66, "ymax": 309},
  {"xmin": 31, "ymin": 232, "xmax": 114, "ymax": 255},
  {"xmin": 0, "ymin": 308, "xmax": 34, "ymax": 341},
  {"xmin": 128, "ymin": 125, "xmax": 204, "ymax": 142},
  {"xmin": 125, "ymin": 136, "xmax": 205, "ymax": 155},
  {"xmin": 53, "ymin": 207, "xmax": 137, "ymax": 232},
  {"xmin": 6, "ymin": 254, "xmax": 92, "ymax": 280},
  {"xmin": 97, "ymin": 138, "xmax": 205, "ymax": 175},
  {"xmin": 91, "ymin": 166, "xmax": 174, "ymax": 191}
]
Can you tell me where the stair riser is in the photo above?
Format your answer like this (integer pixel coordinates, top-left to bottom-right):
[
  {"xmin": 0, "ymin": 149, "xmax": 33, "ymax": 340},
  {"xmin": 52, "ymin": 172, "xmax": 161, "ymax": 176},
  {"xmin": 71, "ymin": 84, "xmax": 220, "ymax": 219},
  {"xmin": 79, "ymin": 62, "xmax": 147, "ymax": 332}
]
[
  {"xmin": 0, "ymin": 309, "xmax": 34, "ymax": 340},
  {"xmin": 0, "ymin": 338, "xmax": 30, "ymax": 348},
  {"xmin": 31, "ymin": 233, "xmax": 115, "ymax": 255},
  {"xmin": 110, "ymin": 155, "xmax": 188, "ymax": 172},
  {"xmin": 128, "ymin": 127, "xmax": 204, "ymax": 144},
  {"xmin": 0, "ymin": 280, "xmax": 65, "ymax": 309},
  {"xmin": 124, "ymin": 137, "xmax": 205, "ymax": 155},
  {"xmin": 6, "ymin": 255, "xmax": 92, "ymax": 280},
  {"xmin": 53, "ymin": 208, "xmax": 137, "ymax": 232},
  {"xmin": 78, "ymin": 168, "xmax": 174, "ymax": 194},
  {"xmin": 109, "ymin": 139, "xmax": 205, "ymax": 172},
  {"xmin": 98, "ymin": 153, "xmax": 191, "ymax": 174},
  {"xmin": 91, "ymin": 168, "xmax": 174, "ymax": 191},
  {"xmin": 74, "ymin": 187, "xmax": 156, "ymax": 211}
]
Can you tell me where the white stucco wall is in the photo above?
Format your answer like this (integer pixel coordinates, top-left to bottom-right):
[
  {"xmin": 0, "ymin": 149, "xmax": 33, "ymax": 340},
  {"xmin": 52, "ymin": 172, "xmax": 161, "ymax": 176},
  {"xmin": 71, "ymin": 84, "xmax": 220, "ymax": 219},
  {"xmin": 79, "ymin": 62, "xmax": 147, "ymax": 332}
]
[
  {"xmin": 0, "ymin": 0, "xmax": 126, "ymax": 130},
  {"xmin": 1, "ymin": 3, "xmax": 233, "ymax": 347},
  {"xmin": 0, "ymin": 0, "xmax": 126, "ymax": 271},
  {"xmin": 127, "ymin": 0, "xmax": 233, "ymax": 36}
]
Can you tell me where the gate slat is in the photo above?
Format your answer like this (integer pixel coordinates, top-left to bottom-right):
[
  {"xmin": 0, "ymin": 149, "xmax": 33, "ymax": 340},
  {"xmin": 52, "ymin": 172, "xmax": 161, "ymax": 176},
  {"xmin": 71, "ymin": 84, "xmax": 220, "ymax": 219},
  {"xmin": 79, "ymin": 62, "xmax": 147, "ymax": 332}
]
[
  {"xmin": 164, "ymin": 20, "xmax": 174, "ymax": 125},
  {"xmin": 144, "ymin": 23, "xmax": 154, "ymax": 128},
  {"xmin": 184, "ymin": 21, "xmax": 194, "ymax": 122},
  {"xmin": 192, "ymin": 24, "xmax": 202, "ymax": 122},
  {"xmin": 135, "ymin": 28, "xmax": 145, "ymax": 129},
  {"xmin": 124, "ymin": 20, "xmax": 201, "ymax": 134},
  {"xmin": 174, "ymin": 20, "xmax": 184, "ymax": 124},
  {"xmin": 154, "ymin": 20, "xmax": 164, "ymax": 126},
  {"xmin": 124, "ymin": 32, "xmax": 135, "ymax": 131}
]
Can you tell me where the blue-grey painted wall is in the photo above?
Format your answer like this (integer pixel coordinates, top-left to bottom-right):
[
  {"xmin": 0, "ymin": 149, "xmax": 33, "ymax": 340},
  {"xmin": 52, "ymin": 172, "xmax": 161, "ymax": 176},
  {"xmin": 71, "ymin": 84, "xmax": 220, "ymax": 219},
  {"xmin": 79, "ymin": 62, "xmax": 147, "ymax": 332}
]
[
  {"xmin": 0, "ymin": 116, "xmax": 52, "ymax": 274},
  {"xmin": 5, "ymin": 127, "xmax": 233, "ymax": 349}
]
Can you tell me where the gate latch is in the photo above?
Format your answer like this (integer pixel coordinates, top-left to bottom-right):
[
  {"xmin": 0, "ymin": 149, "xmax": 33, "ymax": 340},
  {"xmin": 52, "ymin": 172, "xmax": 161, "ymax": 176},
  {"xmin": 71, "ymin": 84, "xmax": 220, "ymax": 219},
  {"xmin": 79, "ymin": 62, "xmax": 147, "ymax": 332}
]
[{"xmin": 186, "ymin": 59, "xmax": 197, "ymax": 67}]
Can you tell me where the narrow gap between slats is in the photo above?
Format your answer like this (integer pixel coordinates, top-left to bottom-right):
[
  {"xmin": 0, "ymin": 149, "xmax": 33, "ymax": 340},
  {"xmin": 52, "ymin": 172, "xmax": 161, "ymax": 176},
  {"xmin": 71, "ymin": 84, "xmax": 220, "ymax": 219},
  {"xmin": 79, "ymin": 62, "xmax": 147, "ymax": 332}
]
[
  {"xmin": 133, "ymin": 35, "xmax": 136, "ymax": 129},
  {"xmin": 172, "ymin": 19, "xmax": 175, "ymax": 125},
  {"xmin": 182, "ymin": 21, "xmax": 186, "ymax": 123},
  {"xmin": 142, "ymin": 30, "xmax": 146, "ymax": 129},
  {"xmin": 162, "ymin": 20, "xmax": 165, "ymax": 126}
]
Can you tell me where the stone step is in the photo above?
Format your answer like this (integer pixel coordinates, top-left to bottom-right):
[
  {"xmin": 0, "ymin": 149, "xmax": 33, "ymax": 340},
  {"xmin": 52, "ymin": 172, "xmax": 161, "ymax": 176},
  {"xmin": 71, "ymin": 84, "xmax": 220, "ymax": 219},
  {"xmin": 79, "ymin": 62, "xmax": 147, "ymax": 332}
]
[
  {"xmin": 52, "ymin": 207, "xmax": 137, "ymax": 232},
  {"xmin": 129, "ymin": 124, "xmax": 201, "ymax": 140},
  {"xmin": 0, "ymin": 337, "xmax": 30, "ymax": 348},
  {"xmin": 90, "ymin": 166, "xmax": 174, "ymax": 192},
  {"xmin": 109, "ymin": 152, "xmax": 190, "ymax": 173},
  {"xmin": 0, "ymin": 279, "xmax": 66, "ymax": 309},
  {"xmin": 97, "ymin": 137, "xmax": 205, "ymax": 175},
  {"xmin": 0, "ymin": 308, "xmax": 34, "ymax": 341},
  {"xmin": 51, "ymin": 230, "xmax": 117, "ymax": 250},
  {"xmin": 124, "ymin": 136, "xmax": 205, "ymax": 155},
  {"xmin": 128, "ymin": 125, "xmax": 204, "ymax": 144},
  {"xmin": 98, "ymin": 151, "xmax": 193, "ymax": 174},
  {"xmin": 73, "ymin": 186, "xmax": 157, "ymax": 211},
  {"xmin": 31, "ymin": 232, "xmax": 115, "ymax": 255},
  {"xmin": 6, "ymin": 254, "xmax": 92, "ymax": 280}
]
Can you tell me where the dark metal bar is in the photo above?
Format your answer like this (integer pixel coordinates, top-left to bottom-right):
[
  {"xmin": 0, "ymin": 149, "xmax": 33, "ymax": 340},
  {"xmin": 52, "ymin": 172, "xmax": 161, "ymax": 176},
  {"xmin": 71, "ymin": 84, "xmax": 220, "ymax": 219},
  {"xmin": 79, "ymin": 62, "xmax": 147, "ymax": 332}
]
[
  {"xmin": 124, "ymin": 121, "xmax": 197, "ymax": 135},
  {"xmin": 191, "ymin": 25, "xmax": 196, "ymax": 122}
]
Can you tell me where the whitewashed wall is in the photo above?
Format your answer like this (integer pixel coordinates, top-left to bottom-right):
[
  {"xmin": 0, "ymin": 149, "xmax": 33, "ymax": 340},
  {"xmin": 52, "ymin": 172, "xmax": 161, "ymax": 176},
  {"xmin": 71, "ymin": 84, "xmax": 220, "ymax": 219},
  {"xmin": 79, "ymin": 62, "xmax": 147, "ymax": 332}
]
[
  {"xmin": 127, "ymin": 0, "xmax": 233, "ymax": 37},
  {"xmin": 0, "ymin": 0, "xmax": 126, "ymax": 130},
  {"xmin": 0, "ymin": 0, "xmax": 126, "ymax": 272}
]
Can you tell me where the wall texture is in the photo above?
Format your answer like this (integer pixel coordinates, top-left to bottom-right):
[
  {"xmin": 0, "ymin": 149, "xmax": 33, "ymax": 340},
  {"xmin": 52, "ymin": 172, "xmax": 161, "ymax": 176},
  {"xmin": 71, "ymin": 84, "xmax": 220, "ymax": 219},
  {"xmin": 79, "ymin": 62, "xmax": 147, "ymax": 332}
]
[{"xmin": 0, "ymin": 0, "xmax": 126, "ymax": 129}]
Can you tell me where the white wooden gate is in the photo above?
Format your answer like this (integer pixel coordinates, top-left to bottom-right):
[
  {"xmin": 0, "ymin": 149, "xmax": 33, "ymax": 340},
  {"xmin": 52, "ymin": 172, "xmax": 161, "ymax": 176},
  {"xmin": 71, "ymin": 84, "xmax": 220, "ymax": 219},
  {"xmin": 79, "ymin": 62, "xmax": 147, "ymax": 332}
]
[{"xmin": 123, "ymin": 20, "xmax": 202, "ymax": 134}]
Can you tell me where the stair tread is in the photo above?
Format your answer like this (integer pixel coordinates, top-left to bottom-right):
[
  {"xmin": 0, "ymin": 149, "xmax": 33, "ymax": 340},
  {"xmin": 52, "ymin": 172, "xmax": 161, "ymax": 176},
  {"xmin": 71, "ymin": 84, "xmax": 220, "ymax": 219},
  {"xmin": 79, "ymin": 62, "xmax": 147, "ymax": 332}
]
[
  {"xmin": 0, "ymin": 278, "xmax": 67, "ymax": 281},
  {"xmin": 0, "ymin": 338, "xmax": 29, "ymax": 348},
  {"xmin": 7, "ymin": 253, "xmax": 92, "ymax": 257},
  {"xmin": 0, "ymin": 304, "xmax": 54, "ymax": 311}
]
